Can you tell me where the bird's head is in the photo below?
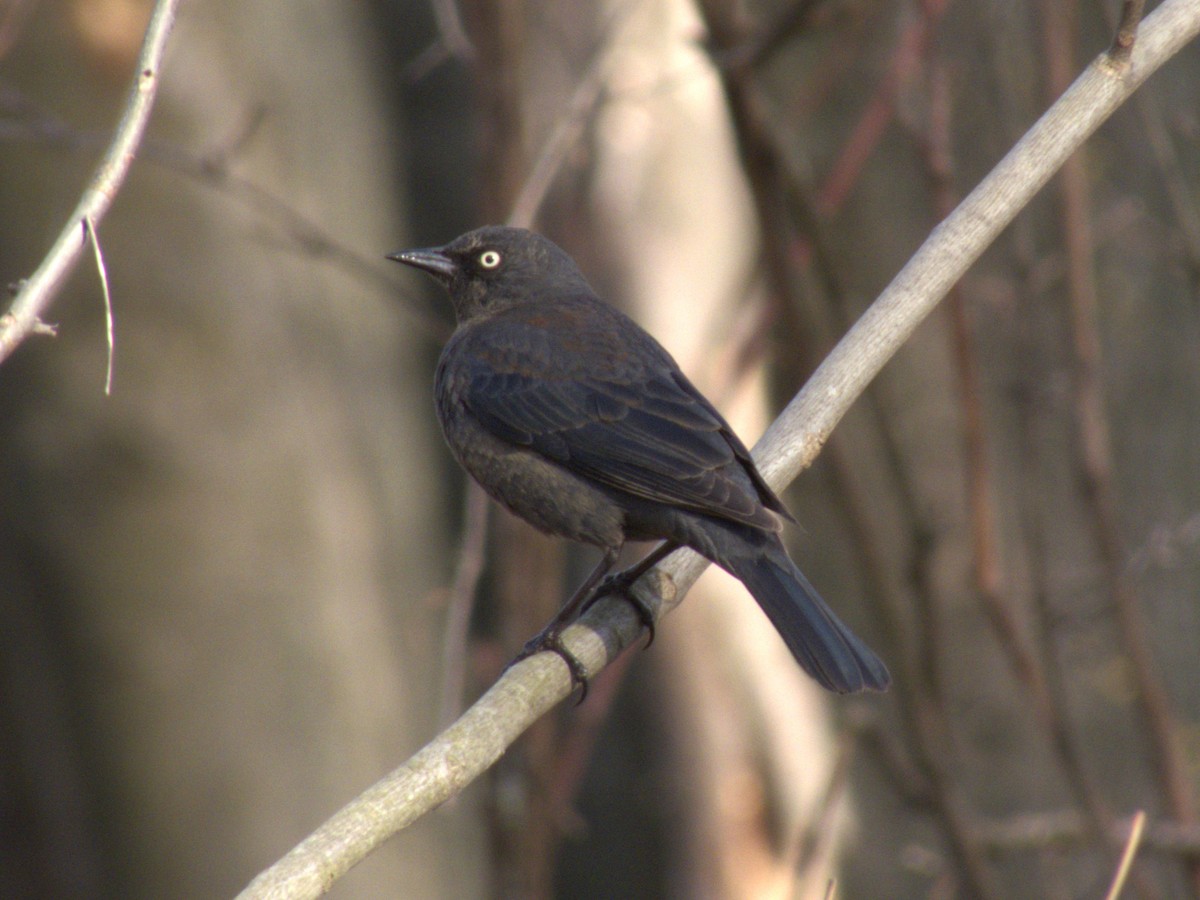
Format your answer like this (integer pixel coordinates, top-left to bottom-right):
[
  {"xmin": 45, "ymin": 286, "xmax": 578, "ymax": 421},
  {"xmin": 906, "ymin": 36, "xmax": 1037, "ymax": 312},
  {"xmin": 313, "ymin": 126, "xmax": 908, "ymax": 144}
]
[{"xmin": 388, "ymin": 226, "xmax": 593, "ymax": 323}]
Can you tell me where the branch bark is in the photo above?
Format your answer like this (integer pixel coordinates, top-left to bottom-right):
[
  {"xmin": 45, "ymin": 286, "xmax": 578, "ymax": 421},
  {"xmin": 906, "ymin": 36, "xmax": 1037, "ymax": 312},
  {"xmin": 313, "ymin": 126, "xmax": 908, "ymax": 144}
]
[
  {"xmin": 237, "ymin": 1, "xmax": 1200, "ymax": 896},
  {"xmin": 0, "ymin": 0, "xmax": 181, "ymax": 365}
]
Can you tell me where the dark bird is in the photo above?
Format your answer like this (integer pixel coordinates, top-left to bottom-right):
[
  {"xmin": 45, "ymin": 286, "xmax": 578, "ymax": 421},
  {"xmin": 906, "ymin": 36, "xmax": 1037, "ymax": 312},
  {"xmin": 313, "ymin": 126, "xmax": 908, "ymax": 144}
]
[{"xmin": 389, "ymin": 226, "xmax": 889, "ymax": 693}]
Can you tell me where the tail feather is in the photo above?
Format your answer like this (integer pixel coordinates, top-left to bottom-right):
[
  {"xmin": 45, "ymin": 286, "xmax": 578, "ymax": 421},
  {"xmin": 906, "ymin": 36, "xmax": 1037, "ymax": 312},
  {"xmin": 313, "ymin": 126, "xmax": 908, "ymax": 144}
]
[{"xmin": 724, "ymin": 544, "xmax": 890, "ymax": 693}]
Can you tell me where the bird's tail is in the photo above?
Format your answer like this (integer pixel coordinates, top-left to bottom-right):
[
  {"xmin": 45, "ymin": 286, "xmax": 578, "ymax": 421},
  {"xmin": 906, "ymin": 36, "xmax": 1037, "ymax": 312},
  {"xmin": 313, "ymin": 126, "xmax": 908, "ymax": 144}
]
[{"xmin": 723, "ymin": 542, "xmax": 890, "ymax": 693}]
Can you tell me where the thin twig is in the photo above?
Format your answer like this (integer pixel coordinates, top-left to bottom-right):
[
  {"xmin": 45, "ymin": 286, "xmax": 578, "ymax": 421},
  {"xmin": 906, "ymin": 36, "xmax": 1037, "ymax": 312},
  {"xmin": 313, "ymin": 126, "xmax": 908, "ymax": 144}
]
[
  {"xmin": 506, "ymin": 3, "xmax": 634, "ymax": 229},
  {"xmin": 813, "ymin": 0, "xmax": 948, "ymax": 216},
  {"xmin": 432, "ymin": 0, "xmax": 474, "ymax": 61},
  {"xmin": 792, "ymin": 729, "xmax": 855, "ymax": 875},
  {"xmin": 1043, "ymin": 1, "xmax": 1197, "ymax": 891},
  {"xmin": 713, "ymin": 0, "xmax": 826, "ymax": 71},
  {"xmin": 81, "ymin": 217, "xmax": 115, "ymax": 395},
  {"xmin": 1130, "ymin": 85, "xmax": 1200, "ymax": 277},
  {"xmin": 400, "ymin": 1, "xmax": 476, "ymax": 81},
  {"xmin": 925, "ymin": 49, "xmax": 1131, "ymax": 879},
  {"xmin": 714, "ymin": 2, "xmax": 937, "ymax": 780},
  {"xmin": 1100, "ymin": 0, "xmax": 1200, "ymax": 277},
  {"xmin": 921, "ymin": 60, "xmax": 1053, "ymax": 898},
  {"xmin": 974, "ymin": 809, "xmax": 1191, "ymax": 859},
  {"xmin": 235, "ymin": 4, "xmax": 1200, "ymax": 896},
  {"xmin": 437, "ymin": 483, "xmax": 490, "ymax": 729},
  {"xmin": 1109, "ymin": 0, "xmax": 1147, "ymax": 67},
  {"xmin": 0, "ymin": 100, "xmax": 449, "ymax": 340},
  {"xmin": 699, "ymin": 0, "xmax": 935, "ymax": 753},
  {"xmin": 1106, "ymin": 812, "xmax": 1149, "ymax": 900},
  {"xmin": 0, "ymin": 0, "xmax": 180, "ymax": 366}
]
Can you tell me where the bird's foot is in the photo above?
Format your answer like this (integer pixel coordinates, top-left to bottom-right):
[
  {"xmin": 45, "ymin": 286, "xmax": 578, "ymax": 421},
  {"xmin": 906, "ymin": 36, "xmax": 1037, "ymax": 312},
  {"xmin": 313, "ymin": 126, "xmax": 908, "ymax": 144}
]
[
  {"xmin": 512, "ymin": 626, "xmax": 591, "ymax": 703},
  {"xmin": 581, "ymin": 568, "xmax": 657, "ymax": 647}
]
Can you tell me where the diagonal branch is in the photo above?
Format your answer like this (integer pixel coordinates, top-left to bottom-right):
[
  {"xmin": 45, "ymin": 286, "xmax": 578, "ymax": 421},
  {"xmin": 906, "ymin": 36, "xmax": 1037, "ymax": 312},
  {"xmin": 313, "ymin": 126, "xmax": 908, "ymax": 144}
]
[
  {"xmin": 0, "ymin": 0, "xmax": 181, "ymax": 366},
  {"xmin": 236, "ymin": 2, "xmax": 1200, "ymax": 897}
]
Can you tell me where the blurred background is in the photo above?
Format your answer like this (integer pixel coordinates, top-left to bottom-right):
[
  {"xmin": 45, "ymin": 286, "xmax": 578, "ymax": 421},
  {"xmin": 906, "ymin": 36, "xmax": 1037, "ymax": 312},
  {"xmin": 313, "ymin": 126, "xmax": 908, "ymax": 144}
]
[{"xmin": 2, "ymin": 1, "xmax": 1199, "ymax": 897}]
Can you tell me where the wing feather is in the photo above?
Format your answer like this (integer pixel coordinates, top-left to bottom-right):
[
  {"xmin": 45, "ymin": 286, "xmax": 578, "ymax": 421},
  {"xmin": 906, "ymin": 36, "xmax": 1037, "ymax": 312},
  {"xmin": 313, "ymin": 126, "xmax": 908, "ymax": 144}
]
[{"xmin": 455, "ymin": 303, "xmax": 788, "ymax": 531}]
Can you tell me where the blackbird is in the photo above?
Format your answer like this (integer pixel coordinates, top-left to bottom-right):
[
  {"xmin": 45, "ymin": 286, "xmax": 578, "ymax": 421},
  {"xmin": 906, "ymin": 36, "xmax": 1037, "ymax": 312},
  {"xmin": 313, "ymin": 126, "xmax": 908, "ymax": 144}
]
[{"xmin": 390, "ymin": 226, "xmax": 889, "ymax": 693}]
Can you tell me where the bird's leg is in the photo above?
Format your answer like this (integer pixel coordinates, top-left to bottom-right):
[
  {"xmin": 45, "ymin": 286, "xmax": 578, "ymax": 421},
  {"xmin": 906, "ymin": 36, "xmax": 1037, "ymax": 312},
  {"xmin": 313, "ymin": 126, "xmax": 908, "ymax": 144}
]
[
  {"xmin": 513, "ymin": 547, "xmax": 620, "ymax": 700},
  {"xmin": 580, "ymin": 541, "xmax": 681, "ymax": 646}
]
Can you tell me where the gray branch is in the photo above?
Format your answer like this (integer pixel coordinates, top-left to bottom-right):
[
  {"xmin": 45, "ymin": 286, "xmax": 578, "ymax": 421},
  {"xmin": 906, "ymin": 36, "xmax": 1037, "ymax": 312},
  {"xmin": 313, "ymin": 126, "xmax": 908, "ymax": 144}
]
[
  {"xmin": 238, "ymin": 0, "xmax": 1200, "ymax": 896},
  {"xmin": 0, "ymin": 0, "xmax": 182, "ymax": 365}
]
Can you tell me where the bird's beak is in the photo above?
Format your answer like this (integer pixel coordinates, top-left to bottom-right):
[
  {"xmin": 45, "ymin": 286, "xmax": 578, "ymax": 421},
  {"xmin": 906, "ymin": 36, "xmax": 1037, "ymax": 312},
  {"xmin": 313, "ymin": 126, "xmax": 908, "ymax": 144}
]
[{"xmin": 387, "ymin": 246, "xmax": 456, "ymax": 282}]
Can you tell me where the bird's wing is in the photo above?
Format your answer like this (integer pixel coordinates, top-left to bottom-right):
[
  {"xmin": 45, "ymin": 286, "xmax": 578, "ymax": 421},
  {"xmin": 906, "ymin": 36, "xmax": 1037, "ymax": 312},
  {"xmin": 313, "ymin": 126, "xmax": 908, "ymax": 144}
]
[{"xmin": 456, "ymin": 316, "xmax": 785, "ymax": 532}]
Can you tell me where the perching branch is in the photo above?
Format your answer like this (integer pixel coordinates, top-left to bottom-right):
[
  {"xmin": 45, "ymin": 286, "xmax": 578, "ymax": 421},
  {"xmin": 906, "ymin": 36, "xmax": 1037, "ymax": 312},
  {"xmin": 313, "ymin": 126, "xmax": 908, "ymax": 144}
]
[
  {"xmin": 0, "ymin": 0, "xmax": 181, "ymax": 366},
  {"xmin": 236, "ymin": 1, "xmax": 1200, "ymax": 896}
]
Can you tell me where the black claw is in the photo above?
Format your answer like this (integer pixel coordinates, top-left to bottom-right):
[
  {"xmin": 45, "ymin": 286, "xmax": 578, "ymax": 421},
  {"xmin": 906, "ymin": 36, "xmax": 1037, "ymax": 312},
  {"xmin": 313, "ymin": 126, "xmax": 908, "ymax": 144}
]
[
  {"xmin": 513, "ymin": 629, "xmax": 591, "ymax": 702},
  {"xmin": 632, "ymin": 596, "xmax": 656, "ymax": 647},
  {"xmin": 581, "ymin": 569, "xmax": 657, "ymax": 648}
]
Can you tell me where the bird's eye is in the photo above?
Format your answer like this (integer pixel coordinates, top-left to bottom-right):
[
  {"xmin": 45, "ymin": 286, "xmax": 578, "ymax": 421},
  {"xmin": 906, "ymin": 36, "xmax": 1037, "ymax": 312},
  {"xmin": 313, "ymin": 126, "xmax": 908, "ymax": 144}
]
[{"xmin": 479, "ymin": 250, "xmax": 502, "ymax": 269}]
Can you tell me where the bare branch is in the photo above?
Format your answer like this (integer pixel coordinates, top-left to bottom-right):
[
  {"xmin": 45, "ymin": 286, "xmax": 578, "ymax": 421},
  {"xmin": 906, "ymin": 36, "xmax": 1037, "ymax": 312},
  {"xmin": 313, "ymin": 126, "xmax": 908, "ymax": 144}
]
[
  {"xmin": 0, "ymin": 100, "xmax": 450, "ymax": 340},
  {"xmin": 0, "ymin": 0, "xmax": 181, "ymax": 366},
  {"xmin": 236, "ymin": 586, "xmax": 661, "ymax": 900},
  {"xmin": 236, "ymin": 2, "xmax": 1200, "ymax": 896},
  {"xmin": 757, "ymin": 0, "xmax": 1199, "ymax": 492}
]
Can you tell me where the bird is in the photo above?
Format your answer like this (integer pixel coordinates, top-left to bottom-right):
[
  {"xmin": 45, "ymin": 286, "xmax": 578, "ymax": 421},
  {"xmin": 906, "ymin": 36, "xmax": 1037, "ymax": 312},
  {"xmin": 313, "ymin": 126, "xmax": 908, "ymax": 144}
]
[{"xmin": 389, "ymin": 225, "xmax": 889, "ymax": 694}]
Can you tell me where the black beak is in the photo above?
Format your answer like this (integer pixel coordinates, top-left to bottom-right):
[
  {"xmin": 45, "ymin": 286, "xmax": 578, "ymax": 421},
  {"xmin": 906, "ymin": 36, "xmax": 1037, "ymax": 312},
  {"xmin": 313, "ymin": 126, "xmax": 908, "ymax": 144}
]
[{"xmin": 387, "ymin": 246, "xmax": 457, "ymax": 282}]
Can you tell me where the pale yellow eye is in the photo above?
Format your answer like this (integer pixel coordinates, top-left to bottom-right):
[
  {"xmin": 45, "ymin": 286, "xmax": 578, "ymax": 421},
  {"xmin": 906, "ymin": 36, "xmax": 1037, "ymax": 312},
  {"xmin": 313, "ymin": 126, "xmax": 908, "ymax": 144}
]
[{"xmin": 479, "ymin": 250, "xmax": 502, "ymax": 269}]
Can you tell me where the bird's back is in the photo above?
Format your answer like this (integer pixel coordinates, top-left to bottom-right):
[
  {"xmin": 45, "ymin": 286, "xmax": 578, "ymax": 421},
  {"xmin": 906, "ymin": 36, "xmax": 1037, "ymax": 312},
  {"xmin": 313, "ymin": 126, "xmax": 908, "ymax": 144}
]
[{"xmin": 439, "ymin": 292, "xmax": 790, "ymax": 535}]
